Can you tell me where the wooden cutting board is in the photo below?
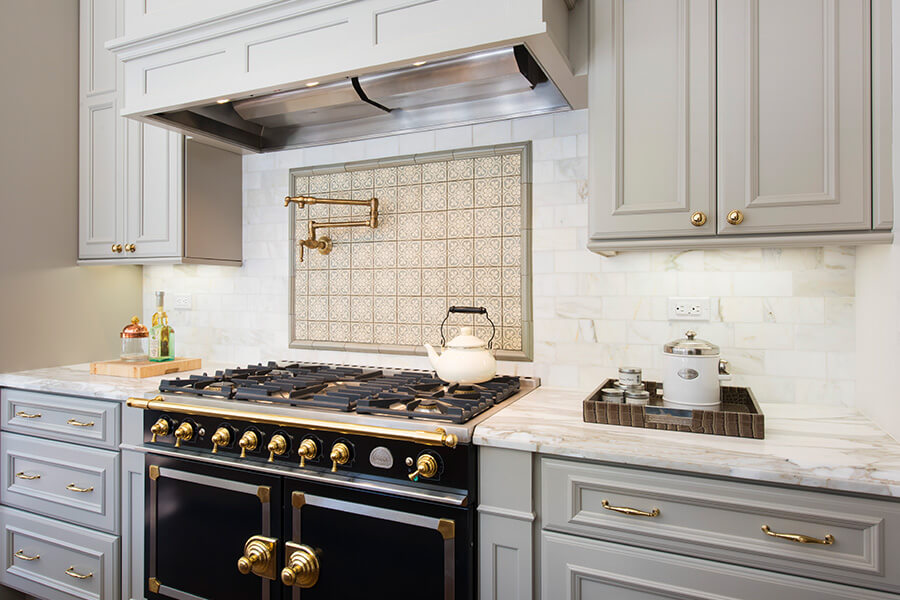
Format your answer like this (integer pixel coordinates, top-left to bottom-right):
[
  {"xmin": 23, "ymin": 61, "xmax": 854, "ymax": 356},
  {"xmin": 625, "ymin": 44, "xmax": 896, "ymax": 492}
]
[{"xmin": 90, "ymin": 357, "xmax": 202, "ymax": 379}]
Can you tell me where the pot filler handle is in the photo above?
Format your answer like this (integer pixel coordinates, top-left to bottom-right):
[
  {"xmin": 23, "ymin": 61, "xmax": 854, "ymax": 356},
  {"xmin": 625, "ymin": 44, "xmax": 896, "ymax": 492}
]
[{"xmin": 439, "ymin": 306, "xmax": 496, "ymax": 349}]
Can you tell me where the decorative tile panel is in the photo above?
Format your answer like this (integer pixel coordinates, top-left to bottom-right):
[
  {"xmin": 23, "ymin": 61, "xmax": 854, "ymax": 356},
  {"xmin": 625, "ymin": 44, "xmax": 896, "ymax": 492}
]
[{"xmin": 289, "ymin": 144, "xmax": 533, "ymax": 360}]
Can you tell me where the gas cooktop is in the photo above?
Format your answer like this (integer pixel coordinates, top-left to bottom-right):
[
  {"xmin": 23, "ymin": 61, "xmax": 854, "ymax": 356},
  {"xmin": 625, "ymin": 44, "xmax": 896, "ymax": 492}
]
[{"xmin": 158, "ymin": 361, "xmax": 524, "ymax": 425}]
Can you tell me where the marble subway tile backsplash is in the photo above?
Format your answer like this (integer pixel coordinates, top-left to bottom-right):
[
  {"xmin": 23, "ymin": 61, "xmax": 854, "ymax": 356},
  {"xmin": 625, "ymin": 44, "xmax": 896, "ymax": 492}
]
[{"xmin": 143, "ymin": 109, "xmax": 857, "ymax": 406}]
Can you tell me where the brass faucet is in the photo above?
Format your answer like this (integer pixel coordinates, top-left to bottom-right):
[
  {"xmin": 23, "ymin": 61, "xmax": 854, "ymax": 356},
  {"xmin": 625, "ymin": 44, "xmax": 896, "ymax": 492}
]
[{"xmin": 284, "ymin": 195, "xmax": 379, "ymax": 262}]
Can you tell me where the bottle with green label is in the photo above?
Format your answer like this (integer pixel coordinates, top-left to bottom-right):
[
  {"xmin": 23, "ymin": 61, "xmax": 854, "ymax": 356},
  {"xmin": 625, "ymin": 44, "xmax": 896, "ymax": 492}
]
[{"xmin": 149, "ymin": 291, "xmax": 174, "ymax": 362}]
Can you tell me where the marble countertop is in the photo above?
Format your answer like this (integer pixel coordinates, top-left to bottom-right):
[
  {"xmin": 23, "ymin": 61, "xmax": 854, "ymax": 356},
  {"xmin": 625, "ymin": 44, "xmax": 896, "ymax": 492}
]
[
  {"xmin": 0, "ymin": 362, "xmax": 230, "ymax": 402},
  {"xmin": 474, "ymin": 387, "xmax": 900, "ymax": 498}
]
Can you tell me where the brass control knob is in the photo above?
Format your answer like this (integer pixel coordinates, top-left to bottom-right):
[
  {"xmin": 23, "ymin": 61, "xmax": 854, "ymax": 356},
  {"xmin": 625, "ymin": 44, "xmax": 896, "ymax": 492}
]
[
  {"xmin": 408, "ymin": 454, "xmax": 439, "ymax": 481},
  {"xmin": 281, "ymin": 543, "xmax": 319, "ymax": 588},
  {"xmin": 330, "ymin": 442, "xmax": 350, "ymax": 473},
  {"xmin": 238, "ymin": 431, "xmax": 259, "ymax": 458},
  {"xmin": 690, "ymin": 211, "xmax": 707, "ymax": 227},
  {"xmin": 211, "ymin": 427, "xmax": 231, "ymax": 453},
  {"xmin": 726, "ymin": 209, "xmax": 744, "ymax": 225},
  {"xmin": 150, "ymin": 418, "xmax": 169, "ymax": 443},
  {"xmin": 173, "ymin": 422, "xmax": 193, "ymax": 448},
  {"xmin": 297, "ymin": 438, "xmax": 318, "ymax": 468},
  {"xmin": 236, "ymin": 535, "xmax": 276, "ymax": 579},
  {"xmin": 267, "ymin": 434, "xmax": 288, "ymax": 462}
]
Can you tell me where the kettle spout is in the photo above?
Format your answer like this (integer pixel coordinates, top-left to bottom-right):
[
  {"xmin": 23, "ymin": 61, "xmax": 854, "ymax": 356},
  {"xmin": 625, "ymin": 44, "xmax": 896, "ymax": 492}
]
[{"xmin": 423, "ymin": 343, "xmax": 441, "ymax": 369}]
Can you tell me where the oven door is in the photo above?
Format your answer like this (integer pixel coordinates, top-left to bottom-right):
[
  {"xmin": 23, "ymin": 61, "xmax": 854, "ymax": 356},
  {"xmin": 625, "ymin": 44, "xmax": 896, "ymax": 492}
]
[
  {"xmin": 145, "ymin": 455, "xmax": 283, "ymax": 600},
  {"xmin": 282, "ymin": 479, "xmax": 473, "ymax": 600}
]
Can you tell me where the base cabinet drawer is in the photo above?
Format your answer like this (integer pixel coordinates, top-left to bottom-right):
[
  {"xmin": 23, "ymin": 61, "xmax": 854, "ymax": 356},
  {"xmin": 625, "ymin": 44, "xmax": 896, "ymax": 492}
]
[
  {"xmin": 0, "ymin": 506, "xmax": 119, "ymax": 600},
  {"xmin": 541, "ymin": 458, "xmax": 900, "ymax": 592},
  {"xmin": 1, "ymin": 431, "xmax": 120, "ymax": 534},
  {"xmin": 543, "ymin": 532, "xmax": 898, "ymax": 600},
  {"xmin": 1, "ymin": 388, "xmax": 119, "ymax": 449}
]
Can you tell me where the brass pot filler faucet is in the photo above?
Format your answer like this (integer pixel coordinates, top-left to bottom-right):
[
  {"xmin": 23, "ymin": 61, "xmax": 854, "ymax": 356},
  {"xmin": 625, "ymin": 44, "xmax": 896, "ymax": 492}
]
[{"xmin": 284, "ymin": 195, "xmax": 379, "ymax": 262}]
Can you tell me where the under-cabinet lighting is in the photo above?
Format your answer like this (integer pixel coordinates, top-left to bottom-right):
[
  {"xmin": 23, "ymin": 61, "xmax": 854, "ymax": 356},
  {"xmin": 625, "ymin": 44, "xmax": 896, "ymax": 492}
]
[
  {"xmin": 413, "ymin": 61, "xmax": 427, "ymax": 67},
  {"xmin": 305, "ymin": 81, "xmax": 320, "ymax": 88},
  {"xmin": 216, "ymin": 98, "xmax": 230, "ymax": 104}
]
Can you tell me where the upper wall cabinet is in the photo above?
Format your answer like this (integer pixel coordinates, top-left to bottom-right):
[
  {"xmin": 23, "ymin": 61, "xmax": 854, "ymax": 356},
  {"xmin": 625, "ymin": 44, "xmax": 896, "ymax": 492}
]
[
  {"xmin": 588, "ymin": 0, "xmax": 894, "ymax": 254},
  {"xmin": 78, "ymin": 0, "xmax": 243, "ymax": 265}
]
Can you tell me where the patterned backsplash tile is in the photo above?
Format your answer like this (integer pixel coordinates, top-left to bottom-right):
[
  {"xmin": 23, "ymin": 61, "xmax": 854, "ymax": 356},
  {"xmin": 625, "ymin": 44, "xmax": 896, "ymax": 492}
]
[{"xmin": 289, "ymin": 143, "xmax": 533, "ymax": 360}]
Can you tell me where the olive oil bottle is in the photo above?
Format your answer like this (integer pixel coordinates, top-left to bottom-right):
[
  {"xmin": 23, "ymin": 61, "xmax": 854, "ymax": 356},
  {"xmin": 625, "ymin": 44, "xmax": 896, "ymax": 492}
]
[{"xmin": 149, "ymin": 291, "xmax": 174, "ymax": 362}]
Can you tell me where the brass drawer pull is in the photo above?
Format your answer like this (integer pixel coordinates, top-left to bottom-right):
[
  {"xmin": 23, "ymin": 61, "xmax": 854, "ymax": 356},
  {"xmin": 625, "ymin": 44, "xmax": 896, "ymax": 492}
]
[
  {"xmin": 602, "ymin": 499, "xmax": 660, "ymax": 518},
  {"xmin": 15, "ymin": 411, "xmax": 41, "ymax": 419},
  {"xmin": 66, "ymin": 483, "xmax": 94, "ymax": 493},
  {"xmin": 761, "ymin": 525, "xmax": 834, "ymax": 545},
  {"xmin": 65, "ymin": 566, "xmax": 93, "ymax": 579},
  {"xmin": 14, "ymin": 549, "xmax": 40, "ymax": 561},
  {"xmin": 67, "ymin": 418, "xmax": 95, "ymax": 427},
  {"xmin": 15, "ymin": 472, "xmax": 40, "ymax": 480}
]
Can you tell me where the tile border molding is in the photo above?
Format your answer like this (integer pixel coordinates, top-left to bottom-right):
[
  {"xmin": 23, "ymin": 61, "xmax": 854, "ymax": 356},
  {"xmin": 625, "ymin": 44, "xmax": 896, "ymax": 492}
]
[{"xmin": 287, "ymin": 142, "xmax": 534, "ymax": 361}]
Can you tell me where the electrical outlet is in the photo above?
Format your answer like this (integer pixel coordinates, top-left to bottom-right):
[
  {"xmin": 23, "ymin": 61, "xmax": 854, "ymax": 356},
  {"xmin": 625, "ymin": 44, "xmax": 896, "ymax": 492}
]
[
  {"xmin": 171, "ymin": 294, "xmax": 192, "ymax": 310},
  {"xmin": 667, "ymin": 297, "xmax": 711, "ymax": 321}
]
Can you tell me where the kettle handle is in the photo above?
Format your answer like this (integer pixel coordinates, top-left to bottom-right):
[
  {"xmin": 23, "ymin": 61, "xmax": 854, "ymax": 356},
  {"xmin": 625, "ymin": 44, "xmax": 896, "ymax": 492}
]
[{"xmin": 440, "ymin": 306, "xmax": 496, "ymax": 349}]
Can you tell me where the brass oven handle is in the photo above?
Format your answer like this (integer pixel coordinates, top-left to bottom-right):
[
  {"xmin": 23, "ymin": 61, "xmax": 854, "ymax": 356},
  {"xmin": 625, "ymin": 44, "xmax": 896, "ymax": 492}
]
[
  {"xmin": 65, "ymin": 566, "xmax": 93, "ymax": 579},
  {"xmin": 14, "ymin": 550, "xmax": 39, "ymax": 561},
  {"xmin": 761, "ymin": 525, "xmax": 834, "ymax": 545},
  {"xmin": 15, "ymin": 411, "xmax": 41, "ymax": 419},
  {"xmin": 237, "ymin": 535, "xmax": 277, "ymax": 580},
  {"xmin": 281, "ymin": 542, "xmax": 320, "ymax": 588},
  {"xmin": 66, "ymin": 483, "xmax": 94, "ymax": 493},
  {"xmin": 602, "ymin": 499, "xmax": 660, "ymax": 518},
  {"xmin": 67, "ymin": 418, "xmax": 95, "ymax": 427},
  {"xmin": 15, "ymin": 472, "xmax": 41, "ymax": 480}
]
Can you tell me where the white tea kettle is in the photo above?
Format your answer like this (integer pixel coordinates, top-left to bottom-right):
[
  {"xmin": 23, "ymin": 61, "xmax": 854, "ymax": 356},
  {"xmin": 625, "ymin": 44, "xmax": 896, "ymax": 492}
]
[
  {"xmin": 662, "ymin": 330, "xmax": 731, "ymax": 409},
  {"xmin": 424, "ymin": 307, "xmax": 497, "ymax": 384}
]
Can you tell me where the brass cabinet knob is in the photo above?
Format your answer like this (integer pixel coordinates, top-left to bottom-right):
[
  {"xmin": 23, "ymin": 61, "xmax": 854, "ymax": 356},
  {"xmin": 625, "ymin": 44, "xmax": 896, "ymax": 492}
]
[
  {"xmin": 267, "ymin": 435, "xmax": 288, "ymax": 462},
  {"xmin": 408, "ymin": 454, "xmax": 439, "ymax": 481},
  {"xmin": 239, "ymin": 431, "xmax": 259, "ymax": 458},
  {"xmin": 173, "ymin": 422, "xmax": 193, "ymax": 448},
  {"xmin": 690, "ymin": 211, "xmax": 707, "ymax": 227},
  {"xmin": 297, "ymin": 438, "xmax": 318, "ymax": 468},
  {"xmin": 237, "ymin": 535, "xmax": 277, "ymax": 580},
  {"xmin": 281, "ymin": 543, "xmax": 319, "ymax": 588},
  {"xmin": 125, "ymin": 243, "xmax": 136, "ymax": 253},
  {"xmin": 111, "ymin": 244, "xmax": 123, "ymax": 253},
  {"xmin": 726, "ymin": 209, "xmax": 744, "ymax": 225},
  {"xmin": 211, "ymin": 427, "xmax": 231, "ymax": 453},
  {"xmin": 150, "ymin": 418, "xmax": 169, "ymax": 443},
  {"xmin": 330, "ymin": 442, "xmax": 350, "ymax": 472}
]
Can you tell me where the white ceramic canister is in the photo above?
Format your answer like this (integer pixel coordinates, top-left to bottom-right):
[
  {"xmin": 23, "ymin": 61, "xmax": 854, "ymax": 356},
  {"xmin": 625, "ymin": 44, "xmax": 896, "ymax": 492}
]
[{"xmin": 661, "ymin": 330, "xmax": 730, "ymax": 409}]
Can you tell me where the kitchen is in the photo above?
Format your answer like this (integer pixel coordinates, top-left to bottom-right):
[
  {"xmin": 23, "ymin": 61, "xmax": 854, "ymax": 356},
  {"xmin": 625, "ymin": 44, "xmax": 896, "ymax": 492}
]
[{"xmin": 1, "ymin": 0, "xmax": 899, "ymax": 599}]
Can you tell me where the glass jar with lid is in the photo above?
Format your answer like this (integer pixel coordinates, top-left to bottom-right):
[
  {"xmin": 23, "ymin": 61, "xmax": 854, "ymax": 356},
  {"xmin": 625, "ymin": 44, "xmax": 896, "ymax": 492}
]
[{"xmin": 120, "ymin": 316, "xmax": 149, "ymax": 362}]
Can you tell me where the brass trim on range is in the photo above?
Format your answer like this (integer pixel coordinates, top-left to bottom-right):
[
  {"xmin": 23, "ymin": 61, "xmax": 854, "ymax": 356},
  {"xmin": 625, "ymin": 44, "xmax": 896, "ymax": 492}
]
[
  {"xmin": 281, "ymin": 542, "xmax": 320, "ymax": 588},
  {"xmin": 257, "ymin": 486, "xmax": 271, "ymax": 504},
  {"xmin": 148, "ymin": 465, "xmax": 160, "ymax": 480},
  {"xmin": 128, "ymin": 396, "xmax": 459, "ymax": 448},
  {"xmin": 761, "ymin": 525, "xmax": 835, "ymax": 545},
  {"xmin": 237, "ymin": 535, "xmax": 278, "ymax": 580},
  {"xmin": 601, "ymin": 499, "xmax": 660, "ymax": 518},
  {"xmin": 437, "ymin": 519, "xmax": 456, "ymax": 540},
  {"xmin": 148, "ymin": 577, "xmax": 161, "ymax": 593}
]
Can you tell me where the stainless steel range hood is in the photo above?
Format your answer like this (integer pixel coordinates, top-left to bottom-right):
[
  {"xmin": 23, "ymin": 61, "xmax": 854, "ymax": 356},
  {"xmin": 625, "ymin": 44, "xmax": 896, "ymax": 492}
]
[{"xmin": 149, "ymin": 46, "xmax": 568, "ymax": 153}]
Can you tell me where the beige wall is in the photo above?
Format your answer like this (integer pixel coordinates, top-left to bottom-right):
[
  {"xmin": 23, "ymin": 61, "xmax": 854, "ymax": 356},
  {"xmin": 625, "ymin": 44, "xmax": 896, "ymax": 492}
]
[{"xmin": 0, "ymin": 0, "xmax": 142, "ymax": 373}]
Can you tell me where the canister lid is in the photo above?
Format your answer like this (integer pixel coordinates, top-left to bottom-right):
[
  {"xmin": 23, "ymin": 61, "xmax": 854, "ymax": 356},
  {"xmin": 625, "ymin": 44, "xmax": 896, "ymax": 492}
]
[
  {"xmin": 121, "ymin": 316, "xmax": 149, "ymax": 338},
  {"xmin": 663, "ymin": 330, "xmax": 719, "ymax": 356}
]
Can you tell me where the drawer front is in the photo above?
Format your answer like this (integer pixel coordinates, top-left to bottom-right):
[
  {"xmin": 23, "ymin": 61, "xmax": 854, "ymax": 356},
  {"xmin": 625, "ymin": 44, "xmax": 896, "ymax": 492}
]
[
  {"xmin": 542, "ymin": 458, "xmax": 900, "ymax": 592},
  {"xmin": 1, "ymin": 432, "xmax": 120, "ymax": 533},
  {"xmin": 543, "ymin": 531, "xmax": 898, "ymax": 600},
  {"xmin": 2, "ymin": 388, "xmax": 120, "ymax": 449},
  {"xmin": 0, "ymin": 505, "xmax": 119, "ymax": 600}
]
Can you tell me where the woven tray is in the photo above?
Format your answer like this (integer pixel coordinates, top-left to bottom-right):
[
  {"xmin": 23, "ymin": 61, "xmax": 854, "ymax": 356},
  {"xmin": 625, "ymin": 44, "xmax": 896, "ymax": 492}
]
[{"xmin": 583, "ymin": 380, "xmax": 764, "ymax": 439}]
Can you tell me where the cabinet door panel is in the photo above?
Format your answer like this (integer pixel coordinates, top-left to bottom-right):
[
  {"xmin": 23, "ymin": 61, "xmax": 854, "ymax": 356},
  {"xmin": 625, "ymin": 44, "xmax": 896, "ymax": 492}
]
[
  {"xmin": 717, "ymin": 0, "xmax": 871, "ymax": 234},
  {"xmin": 78, "ymin": 98, "xmax": 121, "ymax": 259},
  {"xmin": 589, "ymin": 0, "xmax": 715, "ymax": 239}
]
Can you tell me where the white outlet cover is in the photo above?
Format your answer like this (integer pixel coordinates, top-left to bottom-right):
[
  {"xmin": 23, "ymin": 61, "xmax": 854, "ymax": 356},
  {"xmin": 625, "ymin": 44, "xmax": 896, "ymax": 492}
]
[
  {"xmin": 171, "ymin": 294, "xmax": 192, "ymax": 310},
  {"xmin": 667, "ymin": 297, "xmax": 712, "ymax": 321}
]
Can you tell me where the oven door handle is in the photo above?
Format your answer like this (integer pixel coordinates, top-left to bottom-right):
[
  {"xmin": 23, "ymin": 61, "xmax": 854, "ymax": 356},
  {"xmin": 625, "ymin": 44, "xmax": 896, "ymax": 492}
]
[
  {"xmin": 281, "ymin": 542, "xmax": 320, "ymax": 588},
  {"xmin": 236, "ymin": 535, "xmax": 278, "ymax": 581}
]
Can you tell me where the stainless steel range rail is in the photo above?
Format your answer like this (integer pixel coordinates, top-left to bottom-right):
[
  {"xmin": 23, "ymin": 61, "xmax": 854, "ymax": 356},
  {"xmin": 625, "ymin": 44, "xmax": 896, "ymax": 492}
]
[{"xmin": 127, "ymin": 396, "xmax": 460, "ymax": 448}]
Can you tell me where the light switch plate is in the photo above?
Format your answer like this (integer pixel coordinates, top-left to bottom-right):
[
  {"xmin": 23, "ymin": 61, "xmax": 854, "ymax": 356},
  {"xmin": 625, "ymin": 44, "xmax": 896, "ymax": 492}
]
[
  {"xmin": 171, "ymin": 294, "xmax": 192, "ymax": 310},
  {"xmin": 667, "ymin": 297, "xmax": 711, "ymax": 321}
]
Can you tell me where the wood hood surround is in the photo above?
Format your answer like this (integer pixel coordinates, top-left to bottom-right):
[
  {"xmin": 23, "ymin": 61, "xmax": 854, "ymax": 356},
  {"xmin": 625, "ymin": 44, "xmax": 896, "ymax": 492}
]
[{"xmin": 105, "ymin": 0, "xmax": 587, "ymax": 153}]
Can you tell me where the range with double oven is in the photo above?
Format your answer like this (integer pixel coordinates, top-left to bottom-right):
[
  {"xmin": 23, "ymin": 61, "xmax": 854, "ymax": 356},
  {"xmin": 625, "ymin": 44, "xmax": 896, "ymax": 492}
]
[{"xmin": 126, "ymin": 362, "xmax": 537, "ymax": 600}]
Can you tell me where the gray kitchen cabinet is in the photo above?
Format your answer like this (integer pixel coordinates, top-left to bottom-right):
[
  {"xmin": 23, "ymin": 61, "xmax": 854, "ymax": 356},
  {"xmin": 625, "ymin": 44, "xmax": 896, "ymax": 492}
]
[{"xmin": 588, "ymin": 0, "xmax": 894, "ymax": 254}]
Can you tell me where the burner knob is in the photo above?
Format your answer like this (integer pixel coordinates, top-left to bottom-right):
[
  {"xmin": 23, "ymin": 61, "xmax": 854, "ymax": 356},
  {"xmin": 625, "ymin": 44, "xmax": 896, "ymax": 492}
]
[
  {"xmin": 238, "ymin": 431, "xmax": 259, "ymax": 458},
  {"xmin": 267, "ymin": 435, "xmax": 288, "ymax": 462},
  {"xmin": 211, "ymin": 427, "xmax": 231, "ymax": 453},
  {"xmin": 297, "ymin": 438, "xmax": 318, "ymax": 468},
  {"xmin": 408, "ymin": 453, "xmax": 439, "ymax": 481},
  {"xmin": 150, "ymin": 418, "xmax": 169, "ymax": 443},
  {"xmin": 330, "ymin": 442, "xmax": 350, "ymax": 472},
  {"xmin": 173, "ymin": 422, "xmax": 193, "ymax": 448}
]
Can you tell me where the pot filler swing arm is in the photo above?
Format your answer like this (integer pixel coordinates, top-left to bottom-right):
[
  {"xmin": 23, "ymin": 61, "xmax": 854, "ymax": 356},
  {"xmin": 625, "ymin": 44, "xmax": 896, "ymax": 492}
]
[{"xmin": 284, "ymin": 195, "xmax": 379, "ymax": 262}]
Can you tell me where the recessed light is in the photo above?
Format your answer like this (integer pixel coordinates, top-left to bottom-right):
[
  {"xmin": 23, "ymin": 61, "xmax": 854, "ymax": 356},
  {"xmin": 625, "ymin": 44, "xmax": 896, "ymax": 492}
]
[
  {"xmin": 413, "ymin": 61, "xmax": 427, "ymax": 67},
  {"xmin": 305, "ymin": 81, "xmax": 320, "ymax": 88},
  {"xmin": 216, "ymin": 98, "xmax": 231, "ymax": 104}
]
